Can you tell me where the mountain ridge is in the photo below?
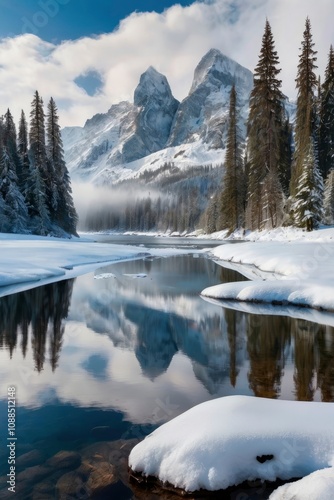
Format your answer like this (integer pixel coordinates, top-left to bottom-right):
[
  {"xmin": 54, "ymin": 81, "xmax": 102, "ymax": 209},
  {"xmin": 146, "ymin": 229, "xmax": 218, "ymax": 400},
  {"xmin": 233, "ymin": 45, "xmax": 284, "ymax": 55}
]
[{"xmin": 62, "ymin": 49, "xmax": 254, "ymax": 185}]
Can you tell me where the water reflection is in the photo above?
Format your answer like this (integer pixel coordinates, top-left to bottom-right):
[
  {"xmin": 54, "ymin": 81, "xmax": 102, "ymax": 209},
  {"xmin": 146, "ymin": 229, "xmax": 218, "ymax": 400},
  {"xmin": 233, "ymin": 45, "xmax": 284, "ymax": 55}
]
[
  {"xmin": 0, "ymin": 279, "xmax": 73, "ymax": 371},
  {"xmin": 0, "ymin": 255, "xmax": 333, "ymax": 425}
]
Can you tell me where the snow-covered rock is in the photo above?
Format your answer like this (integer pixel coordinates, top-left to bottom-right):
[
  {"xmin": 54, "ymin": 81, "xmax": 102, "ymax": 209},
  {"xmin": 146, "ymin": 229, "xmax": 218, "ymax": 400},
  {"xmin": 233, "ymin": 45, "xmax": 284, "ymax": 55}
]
[
  {"xmin": 202, "ymin": 239, "xmax": 334, "ymax": 311},
  {"xmin": 129, "ymin": 395, "xmax": 334, "ymax": 492},
  {"xmin": 167, "ymin": 48, "xmax": 253, "ymax": 148},
  {"xmin": 62, "ymin": 49, "xmax": 253, "ymax": 185},
  {"xmin": 269, "ymin": 467, "xmax": 334, "ymax": 500}
]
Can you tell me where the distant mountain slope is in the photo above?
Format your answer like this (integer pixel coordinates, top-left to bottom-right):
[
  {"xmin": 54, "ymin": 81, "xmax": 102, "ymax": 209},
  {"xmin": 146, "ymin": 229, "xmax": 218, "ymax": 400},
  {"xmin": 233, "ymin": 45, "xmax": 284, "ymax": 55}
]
[
  {"xmin": 167, "ymin": 48, "xmax": 253, "ymax": 148},
  {"xmin": 62, "ymin": 49, "xmax": 253, "ymax": 185}
]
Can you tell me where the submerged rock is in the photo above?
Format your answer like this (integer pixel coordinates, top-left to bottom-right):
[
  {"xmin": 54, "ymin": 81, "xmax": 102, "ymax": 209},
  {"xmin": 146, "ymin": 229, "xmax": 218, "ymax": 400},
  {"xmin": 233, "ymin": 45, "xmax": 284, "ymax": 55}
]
[
  {"xmin": 16, "ymin": 449, "xmax": 45, "ymax": 470},
  {"xmin": 86, "ymin": 461, "xmax": 117, "ymax": 494},
  {"xmin": 46, "ymin": 450, "xmax": 81, "ymax": 470},
  {"xmin": 56, "ymin": 470, "xmax": 86, "ymax": 499}
]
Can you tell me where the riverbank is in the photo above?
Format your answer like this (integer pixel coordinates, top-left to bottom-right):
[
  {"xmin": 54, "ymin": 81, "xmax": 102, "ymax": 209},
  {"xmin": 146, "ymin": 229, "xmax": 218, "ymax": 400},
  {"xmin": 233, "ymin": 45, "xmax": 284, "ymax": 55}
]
[
  {"xmin": 0, "ymin": 233, "xmax": 196, "ymax": 298},
  {"xmin": 202, "ymin": 227, "xmax": 334, "ymax": 312}
]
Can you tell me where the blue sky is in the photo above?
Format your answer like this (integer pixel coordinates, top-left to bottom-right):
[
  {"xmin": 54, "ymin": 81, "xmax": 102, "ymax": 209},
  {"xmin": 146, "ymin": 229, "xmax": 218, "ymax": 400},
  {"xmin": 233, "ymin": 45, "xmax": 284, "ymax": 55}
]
[
  {"xmin": 0, "ymin": 0, "xmax": 195, "ymax": 97},
  {"xmin": 0, "ymin": 0, "xmax": 331, "ymax": 127},
  {"xmin": 0, "ymin": 0, "xmax": 194, "ymax": 41}
]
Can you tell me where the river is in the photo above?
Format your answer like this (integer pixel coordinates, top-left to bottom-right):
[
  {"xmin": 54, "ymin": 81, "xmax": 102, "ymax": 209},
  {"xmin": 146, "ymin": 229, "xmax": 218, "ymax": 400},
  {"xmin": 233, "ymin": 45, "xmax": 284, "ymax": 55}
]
[{"xmin": 0, "ymin": 236, "xmax": 333, "ymax": 499}]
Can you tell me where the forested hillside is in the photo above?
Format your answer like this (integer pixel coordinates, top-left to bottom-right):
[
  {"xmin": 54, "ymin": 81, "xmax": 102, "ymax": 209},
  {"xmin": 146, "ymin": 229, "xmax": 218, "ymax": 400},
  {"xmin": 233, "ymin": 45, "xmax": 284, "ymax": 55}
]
[
  {"xmin": 76, "ymin": 17, "xmax": 334, "ymax": 235},
  {"xmin": 0, "ymin": 92, "xmax": 77, "ymax": 237}
]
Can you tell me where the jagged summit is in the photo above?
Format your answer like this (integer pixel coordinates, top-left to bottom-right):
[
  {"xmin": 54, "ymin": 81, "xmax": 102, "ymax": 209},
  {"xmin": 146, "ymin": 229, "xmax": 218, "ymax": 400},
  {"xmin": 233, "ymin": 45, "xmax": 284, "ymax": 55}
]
[
  {"xmin": 134, "ymin": 66, "xmax": 175, "ymax": 107},
  {"xmin": 62, "ymin": 50, "xmax": 254, "ymax": 183},
  {"xmin": 167, "ymin": 48, "xmax": 253, "ymax": 148},
  {"xmin": 190, "ymin": 48, "xmax": 253, "ymax": 94}
]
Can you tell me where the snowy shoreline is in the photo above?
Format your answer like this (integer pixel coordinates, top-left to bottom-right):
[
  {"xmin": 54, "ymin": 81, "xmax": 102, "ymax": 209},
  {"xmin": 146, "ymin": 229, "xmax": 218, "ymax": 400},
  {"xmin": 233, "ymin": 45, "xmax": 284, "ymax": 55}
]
[
  {"xmin": 129, "ymin": 396, "xmax": 334, "ymax": 498},
  {"xmin": 202, "ymin": 228, "xmax": 334, "ymax": 313},
  {"xmin": 0, "ymin": 233, "xmax": 197, "ymax": 298}
]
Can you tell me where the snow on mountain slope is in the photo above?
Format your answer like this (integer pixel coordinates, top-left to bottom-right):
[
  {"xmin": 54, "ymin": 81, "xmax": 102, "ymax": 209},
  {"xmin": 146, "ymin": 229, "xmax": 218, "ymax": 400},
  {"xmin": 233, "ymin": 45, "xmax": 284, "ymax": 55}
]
[
  {"xmin": 167, "ymin": 48, "xmax": 253, "ymax": 148},
  {"xmin": 90, "ymin": 141, "xmax": 226, "ymax": 186},
  {"xmin": 62, "ymin": 49, "xmax": 252, "ymax": 185}
]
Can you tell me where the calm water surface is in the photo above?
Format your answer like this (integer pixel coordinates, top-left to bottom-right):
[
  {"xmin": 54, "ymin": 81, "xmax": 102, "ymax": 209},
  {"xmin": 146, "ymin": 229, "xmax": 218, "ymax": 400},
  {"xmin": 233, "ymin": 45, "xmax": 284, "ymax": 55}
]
[{"xmin": 0, "ymin": 237, "xmax": 333, "ymax": 499}]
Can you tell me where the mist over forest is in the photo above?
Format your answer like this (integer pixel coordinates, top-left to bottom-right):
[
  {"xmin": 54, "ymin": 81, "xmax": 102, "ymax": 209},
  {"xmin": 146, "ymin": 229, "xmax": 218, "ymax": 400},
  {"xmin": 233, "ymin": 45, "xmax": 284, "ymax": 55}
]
[{"xmin": 73, "ymin": 163, "xmax": 222, "ymax": 233}]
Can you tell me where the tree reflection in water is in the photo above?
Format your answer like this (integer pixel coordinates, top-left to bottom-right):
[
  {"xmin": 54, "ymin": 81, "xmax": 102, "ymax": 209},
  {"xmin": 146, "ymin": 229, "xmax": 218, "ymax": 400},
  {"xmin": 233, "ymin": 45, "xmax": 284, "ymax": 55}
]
[
  {"xmin": 0, "ymin": 265, "xmax": 334, "ymax": 402},
  {"xmin": 0, "ymin": 279, "xmax": 74, "ymax": 372}
]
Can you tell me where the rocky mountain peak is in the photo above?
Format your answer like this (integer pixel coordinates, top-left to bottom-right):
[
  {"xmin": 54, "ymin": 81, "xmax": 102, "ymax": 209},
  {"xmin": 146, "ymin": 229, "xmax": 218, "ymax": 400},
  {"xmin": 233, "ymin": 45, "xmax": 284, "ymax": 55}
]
[
  {"xmin": 167, "ymin": 48, "xmax": 253, "ymax": 149},
  {"xmin": 190, "ymin": 48, "xmax": 253, "ymax": 94},
  {"xmin": 134, "ymin": 66, "xmax": 175, "ymax": 107}
]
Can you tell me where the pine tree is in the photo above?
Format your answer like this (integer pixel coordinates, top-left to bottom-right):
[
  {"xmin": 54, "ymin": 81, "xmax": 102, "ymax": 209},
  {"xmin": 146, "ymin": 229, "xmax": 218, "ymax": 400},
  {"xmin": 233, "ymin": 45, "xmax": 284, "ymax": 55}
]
[
  {"xmin": 246, "ymin": 20, "xmax": 288, "ymax": 229},
  {"xmin": 318, "ymin": 45, "xmax": 334, "ymax": 178},
  {"xmin": 220, "ymin": 85, "xmax": 245, "ymax": 233},
  {"xmin": 0, "ymin": 148, "xmax": 28, "ymax": 233},
  {"xmin": 3, "ymin": 109, "xmax": 24, "ymax": 192},
  {"xmin": 17, "ymin": 110, "xmax": 30, "ymax": 194},
  {"xmin": 46, "ymin": 97, "xmax": 78, "ymax": 235},
  {"xmin": 323, "ymin": 168, "xmax": 334, "ymax": 224},
  {"xmin": 292, "ymin": 138, "xmax": 324, "ymax": 230},
  {"xmin": 205, "ymin": 193, "xmax": 219, "ymax": 234},
  {"xmin": 0, "ymin": 190, "xmax": 8, "ymax": 232},
  {"xmin": 291, "ymin": 17, "xmax": 318, "ymax": 195},
  {"xmin": 28, "ymin": 91, "xmax": 50, "ymax": 234},
  {"xmin": 29, "ymin": 91, "xmax": 48, "ymax": 181}
]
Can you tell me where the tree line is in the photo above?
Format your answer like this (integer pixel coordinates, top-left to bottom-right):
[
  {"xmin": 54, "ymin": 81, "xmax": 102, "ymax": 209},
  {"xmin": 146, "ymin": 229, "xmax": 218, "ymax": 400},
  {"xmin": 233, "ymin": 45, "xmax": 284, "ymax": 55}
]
[
  {"xmin": 208, "ymin": 17, "xmax": 334, "ymax": 234},
  {"xmin": 0, "ymin": 91, "xmax": 77, "ymax": 236},
  {"xmin": 84, "ymin": 163, "xmax": 220, "ymax": 233}
]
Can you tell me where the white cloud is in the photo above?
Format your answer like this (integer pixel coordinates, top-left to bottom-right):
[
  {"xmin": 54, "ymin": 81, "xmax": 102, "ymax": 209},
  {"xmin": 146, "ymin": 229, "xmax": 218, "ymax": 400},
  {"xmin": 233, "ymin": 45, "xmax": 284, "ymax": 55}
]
[{"xmin": 0, "ymin": 0, "xmax": 333, "ymax": 127}]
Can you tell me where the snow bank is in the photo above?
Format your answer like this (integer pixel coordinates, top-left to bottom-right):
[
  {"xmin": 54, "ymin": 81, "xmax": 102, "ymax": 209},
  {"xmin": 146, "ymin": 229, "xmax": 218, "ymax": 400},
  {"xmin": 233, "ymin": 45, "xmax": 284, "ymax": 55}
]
[
  {"xmin": 129, "ymin": 395, "xmax": 334, "ymax": 492},
  {"xmin": 0, "ymin": 233, "xmax": 193, "ymax": 297},
  {"xmin": 202, "ymin": 279, "xmax": 334, "ymax": 311},
  {"xmin": 202, "ymin": 240, "xmax": 334, "ymax": 310},
  {"xmin": 202, "ymin": 225, "xmax": 334, "ymax": 242},
  {"xmin": 269, "ymin": 467, "xmax": 334, "ymax": 500}
]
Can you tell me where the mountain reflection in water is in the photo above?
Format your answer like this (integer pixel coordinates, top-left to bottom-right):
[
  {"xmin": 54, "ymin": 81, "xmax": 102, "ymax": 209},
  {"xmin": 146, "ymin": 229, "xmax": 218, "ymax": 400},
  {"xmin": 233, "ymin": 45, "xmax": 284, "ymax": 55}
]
[{"xmin": 0, "ymin": 255, "xmax": 333, "ymax": 406}]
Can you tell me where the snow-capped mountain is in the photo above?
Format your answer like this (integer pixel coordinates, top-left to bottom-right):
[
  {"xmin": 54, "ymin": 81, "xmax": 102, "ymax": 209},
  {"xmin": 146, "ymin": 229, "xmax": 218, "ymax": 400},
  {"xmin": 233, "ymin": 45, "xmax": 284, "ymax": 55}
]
[
  {"xmin": 167, "ymin": 48, "xmax": 253, "ymax": 148},
  {"xmin": 62, "ymin": 49, "xmax": 254, "ymax": 185}
]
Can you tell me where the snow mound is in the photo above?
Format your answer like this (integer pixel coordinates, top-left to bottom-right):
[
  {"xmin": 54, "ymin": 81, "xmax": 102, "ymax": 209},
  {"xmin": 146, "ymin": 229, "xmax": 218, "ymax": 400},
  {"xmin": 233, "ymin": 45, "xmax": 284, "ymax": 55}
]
[
  {"xmin": 201, "ymin": 279, "xmax": 334, "ymax": 310},
  {"xmin": 202, "ymin": 240, "xmax": 334, "ymax": 311},
  {"xmin": 269, "ymin": 467, "xmax": 334, "ymax": 500},
  {"xmin": 129, "ymin": 395, "xmax": 334, "ymax": 492}
]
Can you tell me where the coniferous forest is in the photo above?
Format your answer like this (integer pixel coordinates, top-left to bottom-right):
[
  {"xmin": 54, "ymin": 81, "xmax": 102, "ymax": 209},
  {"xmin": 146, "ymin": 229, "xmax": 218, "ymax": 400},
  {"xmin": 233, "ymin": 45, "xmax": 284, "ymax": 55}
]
[
  {"xmin": 0, "ymin": 91, "xmax": 78, "ymax": 237},
  {"xmin": 3, "ymin": 18, "xmax": 333, "ymax": 237},
  {"xmin": 85, "ymin": 17, "xmax": 334, "ymax": 235},
  {"xmin": 208, "ymin": 17, "xmax": 334, "ymax": 234}
]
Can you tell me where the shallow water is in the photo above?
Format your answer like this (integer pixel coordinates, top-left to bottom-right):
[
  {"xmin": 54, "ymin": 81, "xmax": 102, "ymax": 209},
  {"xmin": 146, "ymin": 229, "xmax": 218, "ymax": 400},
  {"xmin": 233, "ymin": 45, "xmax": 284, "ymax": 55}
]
[{"xmin": 0, "ymin": 240, "xmax": 333, "ymax": 499}]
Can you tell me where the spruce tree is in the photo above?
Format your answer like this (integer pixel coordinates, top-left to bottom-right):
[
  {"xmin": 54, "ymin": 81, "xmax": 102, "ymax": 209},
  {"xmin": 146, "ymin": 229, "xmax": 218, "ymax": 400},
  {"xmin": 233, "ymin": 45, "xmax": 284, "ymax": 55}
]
[
  {"xmin": 29, "ymin": 91, "xmax": 48, "ymax": 184},
  {"xmin": 3, "ymin": 109, "xmax": 24, "ymax": 192},
  {"xmin": 291, "ymin": 17, "xmax": 318, "ymax": 196},
  {"xmin": 220, "ymin": 85, "xmax": 245, "ymax": 233},
  {"xmin": 292, "ymin": 138, "xmax": 323, "ymax": 230},
  {"xmin": 28, "ymin": 91, "xmax": 50, "ymax": 234},
  {"xmin": 46, "ymin": 97, "xmax": 78, "ymax": 235},
  {"xmin": 323, "ymin": 168, "xmax": 334, "ymax": 224},
  {"xmin": 246, "ymin": 20, "xmax": 287, "ymax": 230},
  {"xmin": 0, "ymin": 147, "xmax": 28, "ymax": 233},
  {"xmin": 18, "ymin": 110, "xmax": 30, "ymax": 194},
  {"xmin": 318, "ymin": 45, "xmax": 334, "ymax": 178},
  {"xmin": 205, "ymin": 193, "xmax": 219, "ymax": 234}
]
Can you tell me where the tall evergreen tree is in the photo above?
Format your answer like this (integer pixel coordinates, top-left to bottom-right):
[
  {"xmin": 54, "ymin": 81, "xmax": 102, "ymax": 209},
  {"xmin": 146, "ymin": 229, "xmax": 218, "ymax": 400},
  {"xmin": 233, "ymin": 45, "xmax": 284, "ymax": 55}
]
[
  {"xmin": 29, "ymin": 91, "xmax": 48, "ymax": 183},
  {"xmin": 18, "ymin": 110, "xmax": 30, "ymax": 194},
  {"xmin": 323, "ymin": 168, "xmax": 334, "ymax": 224},
  {"xmin": 46, "ymin": 97, "xmax": 78, "ymax": 235},
  {"xmin": 28, "ymin": 91, "xmax": 50, "ymax": 234},
  {"xmin": 292, "ymin": 138, "xmax": 323, "ymax": 230},
  {"xmin": 318, "ymin": 45, "xmax": 334, "ymax": 178},
  {"xmin": 245, "ymin": 20, "xmax": 288, "ymax": 229},
  {"xmin": 220, "ymin": 85, "xmax": 245, "ymax": 233},
  {"xmin": 291, "ymin": 17, "xmax": 318, "ymax": 196},
  {"xmin": 0, "ymin": 147, "xmax": 28, "ymax": 233}
]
